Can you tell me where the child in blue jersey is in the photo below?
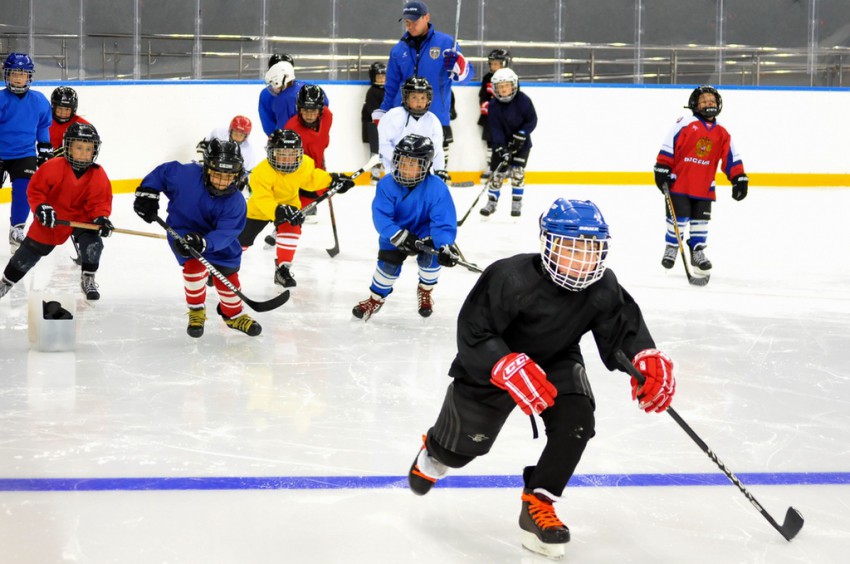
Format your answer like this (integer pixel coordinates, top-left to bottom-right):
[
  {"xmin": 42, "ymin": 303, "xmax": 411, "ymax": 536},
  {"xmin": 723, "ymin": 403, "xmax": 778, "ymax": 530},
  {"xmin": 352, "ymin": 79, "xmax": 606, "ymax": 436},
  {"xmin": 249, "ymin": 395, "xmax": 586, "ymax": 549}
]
[
  {"xmin": 480, "ymin": 68, "xmax": 537, "ymax": 219},
  {"xmin": 133, "ymin": 139, "xmax": 261, "ymax": 339},
  {"xmin": 0, "ymin": 53, "xmax": 53, "ymax": 251},
  {"xmin": 352, "ymin": 134, "xmax": 459, "ymax": 321},
  {"xmin": 259, "ymin": 56, "xmax": 330, "ymax": 137}
]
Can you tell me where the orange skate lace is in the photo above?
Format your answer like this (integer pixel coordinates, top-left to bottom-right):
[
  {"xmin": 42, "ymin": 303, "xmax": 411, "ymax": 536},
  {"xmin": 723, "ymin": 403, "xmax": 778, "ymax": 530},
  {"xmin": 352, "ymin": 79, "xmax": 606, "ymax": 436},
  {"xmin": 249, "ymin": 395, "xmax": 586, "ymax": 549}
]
[{"xmin": 521, "ymin": 492, "xmax": 565, "ymax": 530}]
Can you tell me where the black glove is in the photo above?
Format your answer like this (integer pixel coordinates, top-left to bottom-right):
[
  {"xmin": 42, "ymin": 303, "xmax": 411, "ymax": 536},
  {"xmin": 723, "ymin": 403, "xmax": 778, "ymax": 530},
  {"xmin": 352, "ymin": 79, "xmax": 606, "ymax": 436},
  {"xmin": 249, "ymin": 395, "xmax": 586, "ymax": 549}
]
[
  {"xmin": 235, "ymin": 170, "xmax": 250, "ymax": 193},
  {"xmin": 275, "ymin": 204, "xmax": 303, "ymax": 227},
  {"xmin": 36, "ymin": 142, "xmax": 54, "ymax": 167},
  {"xmin": 435, "ymin": 169, "xmax": 451, "ymax": 183},
  {"xmin": 731, "ymin": 174, "xmax": 748, "ymax": 201},
  {"xmin": 173, "ymin": 232, "xmax": 206, "ymax": 257},
  {"xmin": 507, "ymin": 131, "xmax": 528, "ymax": 155},
  {"xmin": 494, "ymin": 146, "xmax": 511, "ymax": 164},
  {"xmin": 92, "ymin": 216, "xmax": 114, "ymax": 238},
  {"xmin": 437, "ymin": 243, "xmax": 460, "ymax": 267},
  {"xmin": 195, "ymin": 139, "xmax": 209, "ymax": 162},
  {"xmin": 390, "ymin": 229, "xmax": 419, "ymax": 256},
  {"xmin": 653, "ymin": 163, "xmax": 672, "ymax": 192},
  {"xmin": 134, "ymin": 187, "xmax": 160, "ymax": 223},
  {"xmin": 329, "ymin": 172, "xmax": 355, "ymax": 194},
  {"xmin": 36, "ymin": 203, "xmax": 56, "ymax": 228}
]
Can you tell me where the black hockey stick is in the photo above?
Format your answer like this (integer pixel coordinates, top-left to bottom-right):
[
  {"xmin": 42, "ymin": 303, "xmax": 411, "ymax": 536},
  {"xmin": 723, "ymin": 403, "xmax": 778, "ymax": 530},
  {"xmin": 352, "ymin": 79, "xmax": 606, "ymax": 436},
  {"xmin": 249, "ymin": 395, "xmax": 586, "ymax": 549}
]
[
  {"xmin": 414, "ymin": 240, "xmax": 483, "ymax": 274},
  {"xmin": 326, "ymin": 197, "xmax": 340, "ymax": 257},
  {"xmin": 663, "ymin": 184, "xmax": 709, "ymax": 287},
  {"xmin": 154, "ymin": 216, "xmax": 290, "ymax": 313},
  {"xmin": 293, "ymin": 155, "xmax": 381, "ymax": 221},
  {"xmin": 457, "ymin": 159, "xmax": 510, "ymax": 227},
  {"xmin": 451, "ymin": 180, "xmax": 475, "ymax": 188},
  {"xmin": 614, "ymin": 350, "xmax": 804, "ymax": 541}
]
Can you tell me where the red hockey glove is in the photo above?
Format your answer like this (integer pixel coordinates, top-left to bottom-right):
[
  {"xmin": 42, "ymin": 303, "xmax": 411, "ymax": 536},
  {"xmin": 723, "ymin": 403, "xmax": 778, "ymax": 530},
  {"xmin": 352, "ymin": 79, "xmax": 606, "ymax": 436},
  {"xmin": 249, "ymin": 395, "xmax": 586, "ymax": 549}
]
[
  {"xmin": 631, "ymin": 349, "xmax": 675, "ymax": 413},
  {"xmin": 490, "ymin": 353, "xmax": 557, "ymax": 415},
  {"xmin": 479, "ymin": 100, "xmax": 489, "ymax": 116}
]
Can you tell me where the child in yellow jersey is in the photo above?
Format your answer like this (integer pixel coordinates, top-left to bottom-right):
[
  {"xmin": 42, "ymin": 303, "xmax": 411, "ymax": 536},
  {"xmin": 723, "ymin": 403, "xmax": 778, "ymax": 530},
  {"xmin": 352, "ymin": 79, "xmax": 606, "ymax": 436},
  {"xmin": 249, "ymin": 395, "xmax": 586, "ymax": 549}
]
[{"xmin": 238, "ymin": 129, "xmax": 353, "ymax": 288}]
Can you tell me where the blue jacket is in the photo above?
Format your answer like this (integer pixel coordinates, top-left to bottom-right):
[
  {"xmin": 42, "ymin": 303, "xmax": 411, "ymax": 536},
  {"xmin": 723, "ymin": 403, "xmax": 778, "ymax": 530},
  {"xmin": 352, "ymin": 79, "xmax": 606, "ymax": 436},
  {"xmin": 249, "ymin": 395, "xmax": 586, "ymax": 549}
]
[
  {"xmin": 373, "ymin": 173, "xmax": 457, "ymax": 250},
  {"xmin": 259, "ymin": 81, "xmax": 331, "ymax": 136},
  {"xmin": 140, "ymin": 162, "xmax": 247, "ymax": 268},
  {"xmin": 380, "ymin": 25, "xmax": 472, "ymax": 127},
  {"xmin": 488, "ymin": 90, "xmax": 537, "ymax": 152},
  {"xmin": 0, "ymin": 88, "xmax": 51, "ymax": 159}
]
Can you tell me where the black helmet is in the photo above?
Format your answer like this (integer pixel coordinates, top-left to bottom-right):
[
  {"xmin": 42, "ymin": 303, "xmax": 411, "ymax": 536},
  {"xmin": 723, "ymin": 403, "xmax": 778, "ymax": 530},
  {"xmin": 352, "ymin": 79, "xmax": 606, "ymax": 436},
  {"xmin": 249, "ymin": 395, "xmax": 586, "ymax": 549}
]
[
  {"xmin": 391, "ymin": 134, "xmax": 435, "ymax": 188},
  {"xmin": 63, "ymin": 122, "xmax": 101, "ymax": 172},
  {"xmin": 296, "ymin": 84, "xmax": 325, "ymax": 112},
  {"xmin": 368, "ymin": 62, "xmax": 387, "ymax": 86},
  {"xmin": 401, "ymin": 76, "xmax": 433, "ymax": 118},
  {"xmin": 487, "ymin": 49, "xmax": 512, "ymax": 68},
  {"xmin": 268, "ymin": 52, "xmax": 294, "ymax": 70},
  {"xmin": 203, "ymin": 139, "xmax": 244, "ymax": 196},
  {"xmin": 686, "ymin": 85, "xmax": 723, "ymax": 120},
  {"xmin": 266, "ymin": 129, "xmax": 304, "ymax": 173},
  {"xmin": 51, "ymin": 86, "xmax": 78, "ymax": 123}
]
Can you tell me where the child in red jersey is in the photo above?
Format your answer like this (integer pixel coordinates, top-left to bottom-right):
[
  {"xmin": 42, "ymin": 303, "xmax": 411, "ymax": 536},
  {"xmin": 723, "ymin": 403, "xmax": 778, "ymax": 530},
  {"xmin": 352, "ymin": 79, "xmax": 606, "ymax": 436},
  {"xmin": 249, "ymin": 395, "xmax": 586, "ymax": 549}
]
[
  {"xmin": 0, "ymin": 123, "xmax": 112, "ymax": 301},
  {"xmin": 653, "ymin": 85, "xmax": 748, "ymax": 273}
]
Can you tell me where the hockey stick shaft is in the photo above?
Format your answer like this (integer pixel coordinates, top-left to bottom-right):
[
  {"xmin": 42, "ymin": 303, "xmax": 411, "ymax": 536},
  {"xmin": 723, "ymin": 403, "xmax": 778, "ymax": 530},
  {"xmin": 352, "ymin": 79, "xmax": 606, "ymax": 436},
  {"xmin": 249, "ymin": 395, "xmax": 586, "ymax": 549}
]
[
  {"xmin": 325, "ymin": 197, "xmax": 340, "ymax": 257},
  {"xmin": 414, "ymin": 240, "xmax": 482, "ymax": 274},
  {"xmin": 614, "ymin": 350, "xmax": 803, "ymax": 541},
  {"xmin": 457, "ymin": 159, "xmax": 510, "ymax": 227},
  {"xmin": 57, "ymin": 219, "xmax": 167, "ymax": 240},
  {"xmin": 154, "ymin": 216, "xmax": 289, "ymax": 313},
  {"xmin": 296, "ymin": 155, "xmax": 381, "ymax": 220},
  {"xmin": 662, "ymin": 185, "xmax": 708, "ymax": 287},
  {"xmin": 452, "ymin": 0, "xmax": 462, "ymax": 51}
]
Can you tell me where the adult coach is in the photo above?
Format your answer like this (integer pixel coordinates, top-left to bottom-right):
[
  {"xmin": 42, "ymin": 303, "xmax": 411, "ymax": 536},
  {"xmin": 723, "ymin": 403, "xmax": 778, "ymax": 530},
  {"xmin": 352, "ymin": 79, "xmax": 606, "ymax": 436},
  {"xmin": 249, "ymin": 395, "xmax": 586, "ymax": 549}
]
[{"xmin": 373, "ymin": 1, "xmax": 472, "ymax": 172}]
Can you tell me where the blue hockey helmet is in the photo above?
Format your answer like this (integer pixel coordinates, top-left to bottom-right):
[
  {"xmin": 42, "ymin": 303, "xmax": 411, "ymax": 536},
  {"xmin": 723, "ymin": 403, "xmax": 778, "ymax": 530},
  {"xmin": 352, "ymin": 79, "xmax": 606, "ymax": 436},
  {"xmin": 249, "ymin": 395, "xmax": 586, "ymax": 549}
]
[
  {"xmin": 539, "ymin": 198, "xmax": 610, "ymax": 291},
  {"xmin": 4, "ymin": 52, "xmax": 35, "ymax": 94},
  {"xmin": 686, "ymin": 84, "xmax": 722, "ymax": 120}
]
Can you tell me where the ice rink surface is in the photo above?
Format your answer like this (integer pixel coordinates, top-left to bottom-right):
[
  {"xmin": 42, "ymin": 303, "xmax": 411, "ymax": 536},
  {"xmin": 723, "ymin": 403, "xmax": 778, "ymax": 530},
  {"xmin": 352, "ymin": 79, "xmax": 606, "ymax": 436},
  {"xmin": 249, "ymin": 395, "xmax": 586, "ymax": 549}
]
[{"xmin": 1, "ymin": 183, "xmax": 849, "ymax": 563}]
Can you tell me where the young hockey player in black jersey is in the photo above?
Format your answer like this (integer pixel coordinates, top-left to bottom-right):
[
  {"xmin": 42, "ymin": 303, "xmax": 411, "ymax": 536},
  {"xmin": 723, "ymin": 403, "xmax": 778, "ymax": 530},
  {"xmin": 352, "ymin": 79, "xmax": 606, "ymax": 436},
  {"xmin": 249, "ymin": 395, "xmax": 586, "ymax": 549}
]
[
  {"xmin": 480, "ymin": 67, "xmax": 537, "ymax": 218},
  {"xmin": 407, "ymin": 198, "xmax": 676, "ymax": 559},
  {"xmin": 362, "ymin": 62, "xmax": 387, "ymax": 182}
]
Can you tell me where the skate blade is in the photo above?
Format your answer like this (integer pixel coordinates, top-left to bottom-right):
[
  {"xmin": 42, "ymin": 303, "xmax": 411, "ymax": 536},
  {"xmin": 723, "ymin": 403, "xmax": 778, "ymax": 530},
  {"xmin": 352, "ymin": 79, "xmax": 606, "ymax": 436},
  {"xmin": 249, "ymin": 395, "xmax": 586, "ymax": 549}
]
[{"xmin": 521, "ymin": 531, "xmax": 566, "ymax": 560}]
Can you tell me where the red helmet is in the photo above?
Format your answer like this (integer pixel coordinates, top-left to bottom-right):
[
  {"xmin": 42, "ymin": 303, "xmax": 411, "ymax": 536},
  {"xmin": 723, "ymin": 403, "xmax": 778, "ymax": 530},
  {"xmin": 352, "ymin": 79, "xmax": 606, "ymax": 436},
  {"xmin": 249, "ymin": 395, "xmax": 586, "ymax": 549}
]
[{"xmin": 229, "ymin": 115, "xmax": 252, "ymax": 137}]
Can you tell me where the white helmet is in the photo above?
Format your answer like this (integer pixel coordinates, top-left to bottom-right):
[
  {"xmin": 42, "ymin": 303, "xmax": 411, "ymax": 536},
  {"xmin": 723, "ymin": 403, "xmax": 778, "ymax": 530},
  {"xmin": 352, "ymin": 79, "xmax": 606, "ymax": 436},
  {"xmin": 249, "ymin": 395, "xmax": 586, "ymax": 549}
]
[
  {"xmin": 264, "ymin": 61, "xmax": 295, "ymax": 92},
  {"xmin": 491, "ymin": 67, "xmax": 519, "ymax": 103}
]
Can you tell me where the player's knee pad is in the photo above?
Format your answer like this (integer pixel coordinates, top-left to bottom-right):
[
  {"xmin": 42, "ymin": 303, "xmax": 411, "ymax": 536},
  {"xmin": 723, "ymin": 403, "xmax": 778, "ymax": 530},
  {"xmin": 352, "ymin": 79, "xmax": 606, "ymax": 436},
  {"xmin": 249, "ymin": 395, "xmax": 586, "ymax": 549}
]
[
  {"xmin": 540, "ymin": 393, "xmax": 596, "ymax": 444},
  {"xmin": 510, "ymin": 166, "xmax": 525, "ymax": 187},
  {"xmin": 75, "ymin": 232, "xmax": 104, "ymax": 264},
  {"xmin": 377, "ymin": 248, "xmax": 407, "ymax": 265},
  {"xmin": 430, "ymin": 382, "xmax": 513, "ymax": 458},
  {"xmin": 6, "ymin": 238, "xmax": 51, "ymax": 280}
]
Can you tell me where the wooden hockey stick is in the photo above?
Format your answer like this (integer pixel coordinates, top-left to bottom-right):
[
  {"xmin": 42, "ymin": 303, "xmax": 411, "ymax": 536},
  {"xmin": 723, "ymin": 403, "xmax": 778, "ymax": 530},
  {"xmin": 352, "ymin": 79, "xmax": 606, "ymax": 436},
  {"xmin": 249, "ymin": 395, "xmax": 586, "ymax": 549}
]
[
  {"xmin": 57, "ymin": 219, "xmax": 166, "ymax": 239},
  {"xmin": 662, "ymin": 185, "xmax": 709, "ymax": 287},
  {"xmin": 414, "ymin": 240, "xmax": 483, "ymax": 274},
  {"xmin": 294, "ymin": 155, "xmax": 381, "ymax": 221},
  {"xmin": 154, "ymin": 216, "xmax": 290, "ymax": 313},
  {"xmin": 614, "ymin": 350, "xmax": 804, "ymax": 541}
]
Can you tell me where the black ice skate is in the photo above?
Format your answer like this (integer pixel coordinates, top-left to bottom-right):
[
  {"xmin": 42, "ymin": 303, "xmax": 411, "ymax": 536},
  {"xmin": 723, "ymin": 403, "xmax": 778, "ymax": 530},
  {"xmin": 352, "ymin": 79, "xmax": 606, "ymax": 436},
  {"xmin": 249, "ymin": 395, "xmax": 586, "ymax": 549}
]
[
  {"xmin": 661, "ymin": 245, "xmax": 678, "ymax": 269},
  {"xmin": 519, "ymin": 488, "xmax": 570, "ymax": 559},
  {"xmin": 690, "ymin": 246, "xmax": 713, "ymax": 271},
  {"xmin": 417, "ymin": 283, "xmax": 434, "ymax": 317},
  {"xmin": 81, "ymin": 271, "xmax": 100, "ymax": 300},
  {"xmin": 480, "ymin": 197, "xmax": 498, "ymax": 217},
  {"xmin": 408, "ymin": 435, "xmax": 447, "ymax": 496},
  {"xmin": 274, "ymin": 263, "xmax": 297, "ymax": 288},
  {"xmin": 511, "ymin": 197, "xmax": 523, "ymax": 217},
  {"xmin": 0, "ymin": 277, "xmax": 13, "ymax": 300},
  {"xmin": 187, "ymin": 306, "xmax": 206, "ymax": 338},
  {"xmin": 217, "ymin": 304, "xmax": 262, "ymax": 336},
  {"xmin": 352, "ymin": 293, "xmax": 385, "ymax": 322}
]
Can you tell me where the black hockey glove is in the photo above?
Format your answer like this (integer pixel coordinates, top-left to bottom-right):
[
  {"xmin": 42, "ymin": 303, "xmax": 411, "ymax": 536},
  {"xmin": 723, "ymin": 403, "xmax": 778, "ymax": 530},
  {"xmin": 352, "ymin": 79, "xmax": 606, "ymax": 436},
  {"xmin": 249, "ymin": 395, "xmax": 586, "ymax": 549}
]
[
  {"xmin": 92, "ymin": 216, "xmax": 114, "ymax": 238},
  {"xmin": 437, "ymin": 243, "xmax": 460, "ymax": 267},
  {"xmin": 275, "ymin": 204, "xmax": 303, "ymax": 227},
  {"xmin": 390, "ymin": 229, "xmax": 419, "ymax": 256},
  {"xmin": 36, "ymin": 203, "xmax": 56, "ymax": 228},
  {"xmin": 329, "ymin": 172, "xmax": 355, "ymax": 194},
  {"xmin": 173, "ymin": 232, "xmax": 206, "ymax": 258},
  {"xmin": 133, "ymin": 187, "xmax": 160, "ymax": 223},
  {"xmin": 731, "ymin": 174, "xmax": 748, "ymax": 201},
  {"xmin": 36, "ymin": 142, "xmax": 54, "ymax": 167},
  {"xmin": 493, "ymin": 146, "xmax": 511, "ymax": 164},
  {"xmin": 507, "ymin": 131, "xmax": 528, "ymax": 155},
  {"xmin": 653, "ymin": 163, "xmax": 672, "ymax": 193},
  {"xmin": 435, "ymin": 169, "xmax": 451, "ymax": 183}
]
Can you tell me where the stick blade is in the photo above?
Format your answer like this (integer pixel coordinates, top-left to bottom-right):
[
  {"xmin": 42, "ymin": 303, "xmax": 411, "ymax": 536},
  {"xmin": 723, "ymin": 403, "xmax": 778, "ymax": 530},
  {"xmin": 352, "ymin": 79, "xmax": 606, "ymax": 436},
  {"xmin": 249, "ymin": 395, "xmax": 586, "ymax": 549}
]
[
  {"xmin": 688, "ymin": 274, "xmax": 710, "ymax": 287},
  {"xmin": 326, "ymin": 246, "xmax": 340, "ymax": 258},
  {"xmin": 451, "ymin": 181, "xmax": 475, "ymax": 188},
  {"xmin": 244, "ymin": 289, "xmax": 290, "ymax": 313},
  {"xmin": 780, "ymin": 507, "xmax": 804, "ymax": 541}
]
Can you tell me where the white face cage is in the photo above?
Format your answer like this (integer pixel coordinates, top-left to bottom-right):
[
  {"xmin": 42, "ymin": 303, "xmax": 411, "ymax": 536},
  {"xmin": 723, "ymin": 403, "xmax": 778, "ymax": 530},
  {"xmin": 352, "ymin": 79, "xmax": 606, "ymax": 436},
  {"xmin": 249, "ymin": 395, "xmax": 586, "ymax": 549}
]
[
  {"xmin": 5, "ymin": 68, "xmax": 33, "ymax": 94},
  {"xmin": 492, "ymin": 77, "xmax": 518, "ymax": 103},
  {"xmin": 391, "ymin": 154, "xmax": 429, "ymax": 187},
  {"xmin": 539, "ymin": 233, "xmax": 609, "ymax": 291},
  {"xmin": 268, "ymin": 147, "xmax": 303, "ymax": 173}
]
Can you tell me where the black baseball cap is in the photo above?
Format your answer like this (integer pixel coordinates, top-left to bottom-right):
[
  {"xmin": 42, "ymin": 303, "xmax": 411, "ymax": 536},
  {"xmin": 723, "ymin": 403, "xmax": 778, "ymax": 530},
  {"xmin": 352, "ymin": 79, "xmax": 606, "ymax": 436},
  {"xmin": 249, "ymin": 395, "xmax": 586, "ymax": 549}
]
[{"xmin": 399, "ymin": 1, "xmax": 429, "ymax": 22}]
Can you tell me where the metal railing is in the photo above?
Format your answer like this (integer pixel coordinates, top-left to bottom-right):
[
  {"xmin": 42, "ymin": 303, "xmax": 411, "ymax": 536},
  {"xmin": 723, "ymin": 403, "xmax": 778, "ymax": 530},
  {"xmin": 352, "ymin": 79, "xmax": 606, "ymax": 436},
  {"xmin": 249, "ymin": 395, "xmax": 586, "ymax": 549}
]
[{"xmin": 2, "ymin": 33, "xmax": 848, "ymax": 87}]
